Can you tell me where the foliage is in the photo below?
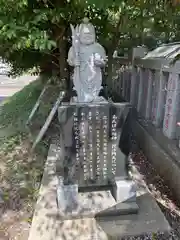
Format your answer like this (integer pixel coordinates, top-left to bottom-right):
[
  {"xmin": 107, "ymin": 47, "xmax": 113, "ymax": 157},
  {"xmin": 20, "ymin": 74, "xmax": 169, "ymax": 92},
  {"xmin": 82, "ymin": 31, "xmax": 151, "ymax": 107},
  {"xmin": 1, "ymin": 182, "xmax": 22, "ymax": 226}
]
[
  {"xmin": 0, "ymin": 0, "xmax": 81, "ymax": 76},
  {"xmin": 0, "ymin": 0, "xmax": 180, "ymax": 79}
]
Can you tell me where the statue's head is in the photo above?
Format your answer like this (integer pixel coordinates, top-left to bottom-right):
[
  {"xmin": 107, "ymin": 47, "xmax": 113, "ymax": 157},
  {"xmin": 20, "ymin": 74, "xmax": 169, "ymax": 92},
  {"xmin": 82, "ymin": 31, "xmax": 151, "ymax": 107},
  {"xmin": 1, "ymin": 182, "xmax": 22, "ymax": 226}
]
[{"xmin": 79, "ymin": 18, "xmax": 95, "ymax": 45}]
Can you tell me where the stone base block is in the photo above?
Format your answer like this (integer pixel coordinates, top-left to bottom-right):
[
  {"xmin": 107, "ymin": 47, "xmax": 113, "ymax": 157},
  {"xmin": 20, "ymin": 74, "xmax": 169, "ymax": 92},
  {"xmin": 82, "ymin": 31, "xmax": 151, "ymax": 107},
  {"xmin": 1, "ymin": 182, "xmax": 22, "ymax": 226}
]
[
  {"xmin": 56, "ymin": 184, "xmax": 117, "ymax": 220},
  {"xmin": 56, "ymin": 180, "xmax": 138, "ymax": 220},
  {"xmin": 95, "ymin": 201, "xmax": 138, "ymax": 218},
  {"xmin": 112, "ymin": 178, "xmax": 137, "ymax": 203},
  {"xmin": 57, "ymin": 183, "xmax": 79, "ymax": 212},
  {"xmin": 71, "ymin": 96, "xmax": 107, "ymax": 103}
]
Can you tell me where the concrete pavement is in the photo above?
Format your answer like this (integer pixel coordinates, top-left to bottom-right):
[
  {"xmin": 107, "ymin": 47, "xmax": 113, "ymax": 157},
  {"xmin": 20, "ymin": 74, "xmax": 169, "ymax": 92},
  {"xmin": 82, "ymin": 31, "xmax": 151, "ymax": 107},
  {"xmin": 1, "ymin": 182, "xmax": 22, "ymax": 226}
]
[{"xmin": 0, "ymin": 74, "xmax": 37, "ymax": 97}]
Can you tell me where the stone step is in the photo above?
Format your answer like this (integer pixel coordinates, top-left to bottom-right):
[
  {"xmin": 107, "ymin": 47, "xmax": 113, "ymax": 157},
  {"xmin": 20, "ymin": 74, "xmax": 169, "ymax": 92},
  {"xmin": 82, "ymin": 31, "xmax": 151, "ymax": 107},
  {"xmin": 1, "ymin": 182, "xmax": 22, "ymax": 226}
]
[{"xmin": 95, "ymin": 201, "xmax": 138, "ymax": 218}]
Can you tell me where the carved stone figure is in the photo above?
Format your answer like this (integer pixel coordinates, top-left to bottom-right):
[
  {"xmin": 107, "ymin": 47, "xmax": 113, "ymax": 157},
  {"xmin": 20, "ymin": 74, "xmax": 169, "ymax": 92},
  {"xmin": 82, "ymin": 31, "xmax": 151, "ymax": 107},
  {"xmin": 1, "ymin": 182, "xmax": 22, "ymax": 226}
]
[{"xmin": 67, "ymin": 18, "xmax": 107, "ymax": 103}]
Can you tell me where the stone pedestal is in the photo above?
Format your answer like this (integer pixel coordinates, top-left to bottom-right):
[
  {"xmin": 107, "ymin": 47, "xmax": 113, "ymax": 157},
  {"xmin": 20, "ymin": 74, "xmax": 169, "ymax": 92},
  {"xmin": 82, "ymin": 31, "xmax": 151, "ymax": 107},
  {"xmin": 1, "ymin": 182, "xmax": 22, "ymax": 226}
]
[
  {"xmin": 57, "ymin": 180, "xmax": 78, "ymax": 212},
  {"xmin": 57, "ymin": 98, "xmax": 138, "ymax": 216},
  {"xmin": 112, "ymin": 178, "xmax": 136, "ymax": 203}
]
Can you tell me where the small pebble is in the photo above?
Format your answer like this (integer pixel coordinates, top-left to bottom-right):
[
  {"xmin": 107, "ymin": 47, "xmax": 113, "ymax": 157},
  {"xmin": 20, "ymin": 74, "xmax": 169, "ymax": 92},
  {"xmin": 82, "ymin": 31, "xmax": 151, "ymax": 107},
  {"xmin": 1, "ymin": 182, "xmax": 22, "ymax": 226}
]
[{"xmin": 0, "ymin": 188, "xmax": 4, "ymax": 204}]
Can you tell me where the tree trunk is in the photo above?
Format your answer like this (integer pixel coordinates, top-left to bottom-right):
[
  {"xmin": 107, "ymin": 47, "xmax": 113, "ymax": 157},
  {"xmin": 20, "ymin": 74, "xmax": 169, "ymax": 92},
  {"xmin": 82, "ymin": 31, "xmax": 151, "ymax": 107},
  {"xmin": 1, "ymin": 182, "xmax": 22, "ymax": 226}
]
[
  {"xmin": 54, "ymin": 0, "xmax": 70, "ymax": 91},
  {"xmin": 58, "ymin": 36, "xmax": 69, "ymax": 90},
  {"xmin": 106, "ymin": 48, "xmax": 114, "ymax": 85},
  {"xmin": 102, "ymin": 46, "xmax": 114, "ymax": 99},
  {"xmin": 105, "ymin": 11, "xmax": 126, "ymax": 90}
]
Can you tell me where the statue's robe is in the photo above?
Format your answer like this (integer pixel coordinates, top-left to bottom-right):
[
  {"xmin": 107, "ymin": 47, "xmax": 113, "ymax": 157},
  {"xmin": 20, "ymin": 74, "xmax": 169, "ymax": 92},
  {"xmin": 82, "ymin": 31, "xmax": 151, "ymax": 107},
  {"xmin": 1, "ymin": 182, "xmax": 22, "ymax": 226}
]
[{"xmin": 68, "ymin": 43, "xmax": 106, "ymax": 102}]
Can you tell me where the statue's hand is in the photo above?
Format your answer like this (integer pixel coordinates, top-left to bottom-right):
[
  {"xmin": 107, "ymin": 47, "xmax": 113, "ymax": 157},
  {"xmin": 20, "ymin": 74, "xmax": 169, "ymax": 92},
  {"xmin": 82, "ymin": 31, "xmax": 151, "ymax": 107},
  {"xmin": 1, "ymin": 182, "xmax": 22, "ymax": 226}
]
[
  {"xmin": 94, "ymin": 58, "xmax": 105, "ymax": 67},
  {"xmin": 94, "ymin": 53, "xmax": 106, "ymax": 67}
]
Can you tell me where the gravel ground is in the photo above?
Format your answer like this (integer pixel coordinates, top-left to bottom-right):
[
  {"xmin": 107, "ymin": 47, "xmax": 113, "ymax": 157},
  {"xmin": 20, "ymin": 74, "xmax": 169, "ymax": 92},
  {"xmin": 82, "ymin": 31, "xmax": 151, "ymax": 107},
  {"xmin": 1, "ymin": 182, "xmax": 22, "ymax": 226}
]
[
  {"xmin": 129, "ymin": 141, "xmax": 180, "ymax": 240},
  {"xmin": 0, "ymin": 136, "xmax": 48, "ymax": 240}
]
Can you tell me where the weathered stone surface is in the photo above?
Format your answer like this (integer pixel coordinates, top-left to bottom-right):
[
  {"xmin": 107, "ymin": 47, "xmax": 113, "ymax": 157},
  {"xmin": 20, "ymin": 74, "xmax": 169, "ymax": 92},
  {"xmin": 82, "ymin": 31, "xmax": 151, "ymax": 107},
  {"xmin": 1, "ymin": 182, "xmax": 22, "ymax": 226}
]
[
  {"xmin": 56, "ymin": 189, "xmax": 117, "ymax": 220},
  {"xmin": 58, "ymin": 101, "xmax": 132, "ymax": 187}
]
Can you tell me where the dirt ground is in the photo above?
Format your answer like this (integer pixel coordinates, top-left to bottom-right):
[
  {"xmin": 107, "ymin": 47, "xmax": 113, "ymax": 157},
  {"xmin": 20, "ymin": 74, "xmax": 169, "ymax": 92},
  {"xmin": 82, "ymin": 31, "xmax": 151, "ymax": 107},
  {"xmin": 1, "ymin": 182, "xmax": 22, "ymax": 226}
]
[
  {"xmin": 0, "ymin": 139, "xmax": 40, "ymax": 240},
  {"xmin": 132, "ymin": 144, "xmax": 180, "ymax": 240}
]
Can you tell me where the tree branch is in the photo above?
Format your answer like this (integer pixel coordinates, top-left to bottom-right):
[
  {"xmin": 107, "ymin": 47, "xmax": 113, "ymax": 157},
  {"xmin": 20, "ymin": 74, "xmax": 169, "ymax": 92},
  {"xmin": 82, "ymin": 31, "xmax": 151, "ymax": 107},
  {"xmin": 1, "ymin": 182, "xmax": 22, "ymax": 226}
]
[
  {"xmin": 111, "ymin": 8, "xmax": 127, "ymax": 51},
  {"xmin": 55, "ymin": 27, "xmax": 66, "ymax": 41},
  {"xmin": 27, "ymin": 49, "xmax": 59, "ymax": 61},
  {"xmin": 52, "ymin": 61, "xmax": 59, "ymax": 68}
]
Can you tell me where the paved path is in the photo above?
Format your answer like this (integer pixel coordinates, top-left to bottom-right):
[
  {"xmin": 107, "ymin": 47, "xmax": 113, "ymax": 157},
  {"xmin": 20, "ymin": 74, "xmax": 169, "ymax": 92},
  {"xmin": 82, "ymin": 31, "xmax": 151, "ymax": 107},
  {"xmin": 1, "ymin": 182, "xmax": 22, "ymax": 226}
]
[{"xmin": 0, "ymin": 74, "xmax": 37, "ymax": 97}]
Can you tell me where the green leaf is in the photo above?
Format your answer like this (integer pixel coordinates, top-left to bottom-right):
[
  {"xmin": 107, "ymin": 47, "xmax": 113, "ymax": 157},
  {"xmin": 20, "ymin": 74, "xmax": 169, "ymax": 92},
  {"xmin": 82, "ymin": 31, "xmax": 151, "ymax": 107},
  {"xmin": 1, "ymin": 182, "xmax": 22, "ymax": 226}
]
[
  {"xmin": 26, "ymin": 39, "xmax": 31, "ymax": 48},
  {"xmin": 0, "ymin": 0, "xmax": 178, "ymax": 77}
]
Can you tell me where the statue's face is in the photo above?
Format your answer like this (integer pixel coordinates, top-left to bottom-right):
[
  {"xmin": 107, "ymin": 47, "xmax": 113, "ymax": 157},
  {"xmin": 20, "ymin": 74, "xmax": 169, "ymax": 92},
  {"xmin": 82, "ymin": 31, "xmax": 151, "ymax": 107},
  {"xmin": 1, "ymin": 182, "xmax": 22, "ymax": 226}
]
[{"xmin": 79, "ymin": 23, "xmax": 95, "ymax": 45}]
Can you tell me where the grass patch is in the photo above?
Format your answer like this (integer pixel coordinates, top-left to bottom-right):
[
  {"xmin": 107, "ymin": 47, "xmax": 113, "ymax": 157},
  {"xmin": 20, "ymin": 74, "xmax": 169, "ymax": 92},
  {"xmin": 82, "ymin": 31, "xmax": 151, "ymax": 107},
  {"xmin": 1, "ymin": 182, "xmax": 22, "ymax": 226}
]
[
  {"xmin": 0, "ymin": 77, "xmax": 62, "ymax": 238},
  {"xmin": 0, "ymin": 79, "xmax": 43, "ymax": 129}
]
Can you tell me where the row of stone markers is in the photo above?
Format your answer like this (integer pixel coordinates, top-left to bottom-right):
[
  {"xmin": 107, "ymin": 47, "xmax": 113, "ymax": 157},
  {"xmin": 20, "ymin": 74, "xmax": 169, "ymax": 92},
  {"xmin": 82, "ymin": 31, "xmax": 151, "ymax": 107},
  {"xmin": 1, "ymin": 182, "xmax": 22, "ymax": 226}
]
[{"xmin": 111, "ymin": 45, "xmax": 180, "ymax": 140}]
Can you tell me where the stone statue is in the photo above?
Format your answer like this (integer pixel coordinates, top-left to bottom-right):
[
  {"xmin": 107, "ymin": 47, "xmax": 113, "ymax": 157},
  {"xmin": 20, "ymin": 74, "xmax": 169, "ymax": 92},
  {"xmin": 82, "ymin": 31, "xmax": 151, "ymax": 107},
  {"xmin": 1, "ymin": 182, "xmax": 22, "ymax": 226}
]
[{"xmin": 67, "ymin": 18, "xmax": 107, "ymax": 103}]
